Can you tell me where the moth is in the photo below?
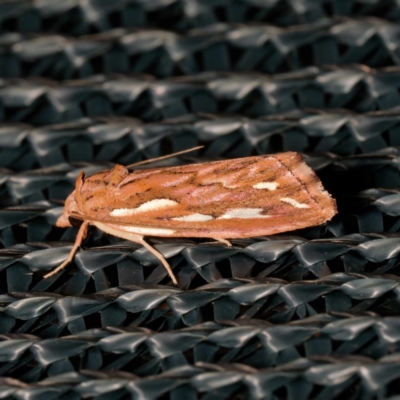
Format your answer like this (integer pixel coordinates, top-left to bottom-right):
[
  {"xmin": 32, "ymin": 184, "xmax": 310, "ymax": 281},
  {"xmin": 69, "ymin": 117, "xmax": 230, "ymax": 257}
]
[{"xmin": 46, "ymin": 150, "xmax": 337, "ymax": 284}]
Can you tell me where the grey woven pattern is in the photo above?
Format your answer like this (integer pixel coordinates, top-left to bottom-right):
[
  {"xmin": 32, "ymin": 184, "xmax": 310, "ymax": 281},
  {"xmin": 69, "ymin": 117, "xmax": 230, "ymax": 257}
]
[
  {"xmin": 2, "ymin": 20, "xmax": 400, "ymax": 78},
  {"xmin": 3, "ymin": 68, "xmax": 400, "ymax": 126},
  {"xmin": 1, "ymin": 0, "xmax": 400, "ymax": 34},
  {"xmin": 2, "ymin": 1, "xmax": 400, "ymax": 400},
  {"xmin": 1, "ymin": 111, "xmax": 400, "ymax": 171}
]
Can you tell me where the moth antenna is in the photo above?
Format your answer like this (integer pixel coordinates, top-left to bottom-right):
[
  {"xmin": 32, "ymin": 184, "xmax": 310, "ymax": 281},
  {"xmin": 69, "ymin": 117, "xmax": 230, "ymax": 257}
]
[
  {"xmin": 44, "ymin": 221, "xmax": 89, "ymax": 279},
  {"xmin": 126, "ymin": 146, "xmax": 204, "ymax": 169}
]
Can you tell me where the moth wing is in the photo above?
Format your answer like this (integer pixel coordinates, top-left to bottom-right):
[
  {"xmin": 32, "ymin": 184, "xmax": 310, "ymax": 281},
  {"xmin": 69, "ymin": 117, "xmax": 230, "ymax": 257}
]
[{"xmin": 78, "ymin": 153, "xmax": 336, "ymax": 238}]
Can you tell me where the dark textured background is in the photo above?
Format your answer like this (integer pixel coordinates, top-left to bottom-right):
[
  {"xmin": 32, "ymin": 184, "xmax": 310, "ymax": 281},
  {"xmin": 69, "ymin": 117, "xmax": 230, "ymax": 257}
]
[{"xmin": 2, "ymin": 1, "xmax": 400, "ymax": 399}]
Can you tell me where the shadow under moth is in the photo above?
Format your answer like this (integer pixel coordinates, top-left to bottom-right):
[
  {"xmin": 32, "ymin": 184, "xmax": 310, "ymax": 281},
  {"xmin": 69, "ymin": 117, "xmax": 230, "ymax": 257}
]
[{"xmin": 47, "ymin": 150, "xmax": 337, "ymax": 284}]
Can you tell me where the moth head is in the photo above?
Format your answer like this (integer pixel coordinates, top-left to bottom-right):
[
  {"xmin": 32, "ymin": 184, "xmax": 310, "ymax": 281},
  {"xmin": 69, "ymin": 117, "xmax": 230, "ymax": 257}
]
[
  {"xmin": 56, "ymin": 190, "xmax": 79, "ymax": 228},
  {"xmin": 56, "ymin": 166, "xmax": 130, "ymax": 228},
  {"xmin": 56, "ymin": 171, "xmax": 87, "ymax": 227}
]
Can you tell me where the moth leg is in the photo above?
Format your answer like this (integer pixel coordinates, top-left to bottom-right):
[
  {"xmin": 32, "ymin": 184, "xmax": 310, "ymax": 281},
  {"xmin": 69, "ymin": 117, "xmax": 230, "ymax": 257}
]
[
  {"xmin": 90, "ymin": 222, "xmax": 178, "ymax": 285},
  {"xmin": 135, "ymin": 236, "xmax": 178, "ymax": 285},
  {"xmin": 212, "ymin": 238, "xmax": 232, "ymax": 247},
  {"xmin": 44, "ymin": 221, "xmax": 89, "ymax": 279}
]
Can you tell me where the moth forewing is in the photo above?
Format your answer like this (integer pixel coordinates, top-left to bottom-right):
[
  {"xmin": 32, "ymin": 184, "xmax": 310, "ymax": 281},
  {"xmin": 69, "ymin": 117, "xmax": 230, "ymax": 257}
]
[{"xmin": 47, "ymin": 152, "xmax": 337, "ymax": 284}]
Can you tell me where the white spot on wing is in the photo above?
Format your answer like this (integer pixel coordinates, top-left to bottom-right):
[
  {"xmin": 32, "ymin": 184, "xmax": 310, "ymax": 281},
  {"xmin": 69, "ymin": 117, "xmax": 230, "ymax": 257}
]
[
  {"xmin": 94, "ymin": 222, "xmax": 175, "ymax": 237},
  {"xmin": 218, "ymin": 208, "xmax": 270, "ymax": 219},
  {"xmin": 172, "ymin": 213, "xmax": 213, "ymax": 222},
  {"xmin": 280, "ymin": 197, "xmax": 310, "ymax": 209},
  {"xmin": 110, "ymin": 209, "xmax": 136, "ymax": 217},
  {"xmin": 110, "ymin": 199, "xmax": 178, "ymax": 216},
  {"xmin": 116, "ymin": 225, "xmax": 175, "ymax": 236},
  {"xmin": 221, "ymin": 181, "xmax": 236, "ymax": 189},
  {"xmin": 253, "ymin": 182, "xmax": 279, "ymax": 190}
]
